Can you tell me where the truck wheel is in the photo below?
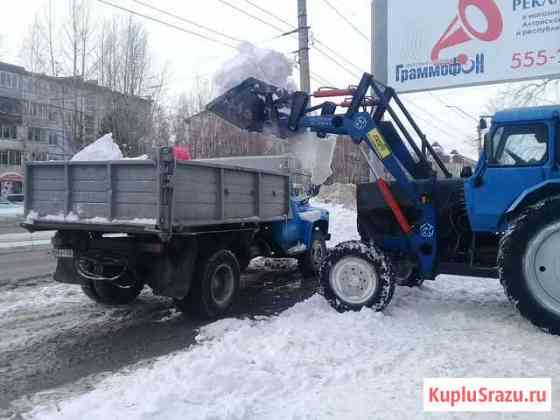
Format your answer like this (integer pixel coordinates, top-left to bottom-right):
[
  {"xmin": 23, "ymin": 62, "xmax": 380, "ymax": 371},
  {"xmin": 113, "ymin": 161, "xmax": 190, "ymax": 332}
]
[
  {"xmin": 298, "ymin": 231, "xmax": 327, "ymax": 277},
  {"xmin": 319, "ymin": 240, "xmax": 395, "ymax": 312},
  {"xmin": 175, "ymin": 250, "xmax": 240, "ymax": 319},
  {"xmin": 499, "ymin": 198, "xmax": 560, "ymax": 335},
  {"xmin": 81, "ymin": 271, "xmax": 144, "ymax": 305}
]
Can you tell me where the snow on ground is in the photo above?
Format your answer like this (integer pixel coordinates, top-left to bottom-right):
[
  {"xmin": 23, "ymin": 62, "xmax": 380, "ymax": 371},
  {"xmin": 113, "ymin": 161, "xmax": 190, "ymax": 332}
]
[
  {"xmin": 0, "ymin": 231, "xmax": 54, "ymax": 250},
  {"xmin": 25, "ymin": 200, "xmax": 560, "ymax": 420},
  {"xmin": 0, "ymin": 204, "xmax": 23, "ymax": 218},
  {"xmin": 311, "ymin": 198, "xmax": 358, "ymax": 246}
]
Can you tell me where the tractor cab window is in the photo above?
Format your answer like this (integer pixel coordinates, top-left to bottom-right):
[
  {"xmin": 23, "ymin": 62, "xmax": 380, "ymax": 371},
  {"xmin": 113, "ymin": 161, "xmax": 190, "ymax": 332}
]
[{"xmin": 491, "ymin": 123, "xmax": 548, "ymax": 167}]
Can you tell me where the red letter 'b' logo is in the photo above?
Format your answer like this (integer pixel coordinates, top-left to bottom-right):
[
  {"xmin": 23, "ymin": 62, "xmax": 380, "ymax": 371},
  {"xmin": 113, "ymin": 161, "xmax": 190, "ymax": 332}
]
[{"xmin": 431, "ymin": 0, "xmax": 503, "ymax": 64}]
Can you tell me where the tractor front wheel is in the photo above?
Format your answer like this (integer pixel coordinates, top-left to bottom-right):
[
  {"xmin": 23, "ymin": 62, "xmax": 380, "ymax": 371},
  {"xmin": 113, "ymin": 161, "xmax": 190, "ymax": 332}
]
[
  {"xmin": 319, "ymin": 241, "xmax": 395, "ymax": 312},
  {"xmin": 499, "ymin": 198, "xmax": 560, "ymax": 335}
]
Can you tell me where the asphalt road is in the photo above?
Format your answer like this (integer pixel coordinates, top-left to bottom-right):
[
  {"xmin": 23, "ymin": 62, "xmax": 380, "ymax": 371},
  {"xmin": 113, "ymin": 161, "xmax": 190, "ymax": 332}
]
[{"xmin": 0, "ymin": 248, "xmax": 317, "ymax": 418}]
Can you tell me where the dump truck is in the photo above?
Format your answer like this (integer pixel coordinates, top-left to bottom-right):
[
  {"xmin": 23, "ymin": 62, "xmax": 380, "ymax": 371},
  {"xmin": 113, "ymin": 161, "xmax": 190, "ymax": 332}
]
[
  {"xmin": 22, "ymin": 148, "xmax": 329, "ymax": 319},
  {"xmin": 207, "ymin": 72, "xmax": 560, "ymax": 335}
]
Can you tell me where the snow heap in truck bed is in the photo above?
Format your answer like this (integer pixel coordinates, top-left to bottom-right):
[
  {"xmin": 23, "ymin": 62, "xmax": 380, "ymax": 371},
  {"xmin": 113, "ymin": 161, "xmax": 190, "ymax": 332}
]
[{"xmin": 71, "ymin": 133, "xmax": 123, "ymax": 161}]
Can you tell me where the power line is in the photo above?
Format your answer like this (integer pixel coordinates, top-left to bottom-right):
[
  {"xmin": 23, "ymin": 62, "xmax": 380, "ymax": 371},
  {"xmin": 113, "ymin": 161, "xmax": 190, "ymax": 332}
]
[
  {"xmin": 95, "ymin": 0, "xmax": 237, "ymax": 49},
  {"xmin": 311, "ymin": 45, "xmax": 361, "ymax": 78},
  {"xmin": 239, "ymin": 0, "xmax": 365, "ymax": 78},
  {"xmin": 313, "ymin": 39, "xmax": 364, "ymax": 74},
  {"xmin": 242, "ymin": 0, "xmax": 295, "ymax": 29},
  {"xmin": 215, "ymin": 0, "xmax": 285, "ymax": 33},
  {"xmin": 319, "ymin": 0, "xmax": 370, "ymax": 43},
  {"xmin": 131, "ymin": 0, "xmax": 242, "ymax": 43}
]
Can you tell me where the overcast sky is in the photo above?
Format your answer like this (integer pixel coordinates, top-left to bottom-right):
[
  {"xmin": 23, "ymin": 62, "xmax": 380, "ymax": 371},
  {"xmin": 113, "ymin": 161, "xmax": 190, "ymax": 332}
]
[{"xmin": 1, "ymin": 0, "xmax": 550, "ymax": 158}]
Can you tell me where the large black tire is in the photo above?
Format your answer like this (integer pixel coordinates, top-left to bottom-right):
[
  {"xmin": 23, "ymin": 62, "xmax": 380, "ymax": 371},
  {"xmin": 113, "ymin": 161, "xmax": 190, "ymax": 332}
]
[
  {"xmin": 319, "ymin": 240, "xmax": 395, "ymax": 312},
  {"xmin": 499, "ymin": 198, "xmax": 560, "ymax": 335},
  {"xmin": 81, "ymin": 271, "xmax": 144, "ymax": 305},
  {"xmin": 298, "ymin": 231, "xmax": 327, "ymax": 278},
  {"xmin": 175, "ymin": 249, "xmax": 240, "ymax": 319}
]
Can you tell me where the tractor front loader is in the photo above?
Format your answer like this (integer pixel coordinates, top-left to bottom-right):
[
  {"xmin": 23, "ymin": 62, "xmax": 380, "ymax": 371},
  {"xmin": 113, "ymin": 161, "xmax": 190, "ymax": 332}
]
[{"xmin": 207, "ymin": 72, "xmax": 560, "ymax": 334}]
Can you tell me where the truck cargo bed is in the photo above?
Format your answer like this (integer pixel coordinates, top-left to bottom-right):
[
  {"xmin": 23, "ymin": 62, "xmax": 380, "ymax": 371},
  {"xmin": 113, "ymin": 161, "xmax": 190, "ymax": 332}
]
[{"xmin": 23, "ymin": 148, "xmax": 291, "ymax": 237}]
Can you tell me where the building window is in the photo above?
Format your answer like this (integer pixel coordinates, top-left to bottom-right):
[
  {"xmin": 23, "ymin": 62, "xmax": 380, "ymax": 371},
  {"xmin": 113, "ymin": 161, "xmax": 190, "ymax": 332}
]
[
  {"xmin": 8, "ymin": 150, "xmax": 22, "ymax": 165},
  {"xmin": 48, "ymin": 132, "xmax": 60, "ymax": 145},
  {"xmin": 28, "ymin": 127, "xmax": 45, "ymax": 142},
  {"xmin": 0, "ymin": 150, "xmax": 22, "ymax": 166},
  {"xmin": 0, "ymin": 72, "xmax": 19, "ymax": 89},
  {"xmin": 0, "ymin": 125, "xmax": 16, "ymax": 140}
]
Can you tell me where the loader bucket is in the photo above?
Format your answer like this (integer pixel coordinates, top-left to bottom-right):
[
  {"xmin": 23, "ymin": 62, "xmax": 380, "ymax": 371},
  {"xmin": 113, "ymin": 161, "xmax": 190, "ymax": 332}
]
[{"xmin": 206, "ymin": 78, "xmax": 308, "ymax": 139}]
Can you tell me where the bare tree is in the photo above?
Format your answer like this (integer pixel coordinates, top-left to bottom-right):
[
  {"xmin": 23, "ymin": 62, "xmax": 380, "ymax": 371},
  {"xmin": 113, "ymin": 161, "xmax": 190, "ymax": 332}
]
[
  {"xmin": 489, "ymin": 79, "xmax": 559, "ymax": 111},
  {"xmin": 20, "ymin": 15, "xmax": 48, "ymax": 74}
]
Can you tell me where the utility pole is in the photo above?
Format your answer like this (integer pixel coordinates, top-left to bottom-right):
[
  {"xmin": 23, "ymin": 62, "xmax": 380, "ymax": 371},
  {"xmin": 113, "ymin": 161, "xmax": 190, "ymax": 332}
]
[{"xmin": 297, "ymin": 0, "xmax": 311, "ymax": 93}]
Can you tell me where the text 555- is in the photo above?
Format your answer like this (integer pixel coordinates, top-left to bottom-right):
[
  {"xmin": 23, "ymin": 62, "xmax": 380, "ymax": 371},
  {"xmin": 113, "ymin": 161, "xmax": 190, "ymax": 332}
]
[{"xmin": 511, "ymin": 50, "xmax": 560, "ymax": 69}]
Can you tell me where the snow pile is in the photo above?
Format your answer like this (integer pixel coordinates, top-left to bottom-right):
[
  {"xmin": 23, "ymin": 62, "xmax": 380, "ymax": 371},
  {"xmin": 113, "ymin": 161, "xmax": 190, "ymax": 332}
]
[
  {"xmin": 213, "ymin": 42, "xmax": 296, "ymax": 96},
  {"xmin": 21, "ymin": 201, "xmax": 560, "ymax": 419},
  {"xmin": 0, "ymin": 204, "xmax": 23, "ymax": 218},
  {"xmin": 311, "ymin": 199, "xmax": 358, "ymax": 246},
  {"xmin": 27, "ymin": 273, "xmax": 560, "ymax": 420},
  {"xmin": 71, "ymin": 133, "xmax": 123, "ymax": 161},
  {"xmin": 316, "ymin": 183, "xmax": 357, "ymax": 210}
]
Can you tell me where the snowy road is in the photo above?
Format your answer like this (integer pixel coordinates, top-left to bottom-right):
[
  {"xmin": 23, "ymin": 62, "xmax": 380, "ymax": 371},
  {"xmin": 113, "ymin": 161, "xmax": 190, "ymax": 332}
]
[
  {"xmin": 0, "ymin": 249, "xmax": 317, "ymax": 418},
  {"xmin": 2, "ymin": 203, "xmax": 560, "ymax": 419}
]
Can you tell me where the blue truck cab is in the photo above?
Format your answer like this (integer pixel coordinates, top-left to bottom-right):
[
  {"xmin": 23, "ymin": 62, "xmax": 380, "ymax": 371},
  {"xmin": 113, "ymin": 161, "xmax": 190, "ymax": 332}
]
[{"xmin": 265, "ymin": 194, "xmax": 330, "ymax": 277}]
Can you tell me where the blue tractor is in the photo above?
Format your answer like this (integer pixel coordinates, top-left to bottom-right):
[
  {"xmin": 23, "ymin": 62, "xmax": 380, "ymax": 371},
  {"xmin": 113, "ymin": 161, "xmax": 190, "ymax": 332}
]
[{"xmin": 207, "ymin": 73, "xmax": 560, "ymax": 334}]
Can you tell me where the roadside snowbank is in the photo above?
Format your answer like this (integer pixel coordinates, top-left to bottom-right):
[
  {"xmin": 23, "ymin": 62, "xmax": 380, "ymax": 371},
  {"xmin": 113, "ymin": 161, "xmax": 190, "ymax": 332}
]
[
  {"xmin": 0, "ymin": 204, "xmax": 23, "ymax": 218},
  {"xmin": 310, "ymin": 199, "xmax": 358, "ymax": 246},
  {"xmin": 25, "ymin": 200, "xmax": 560, "ymax": 420},
  {"xmin": 28, "ymin": 277, "xmax": 560, "ymax": 420},
  {"xmin": 316, "ymin": 183, "xmax": 357, "ymax": 209}
]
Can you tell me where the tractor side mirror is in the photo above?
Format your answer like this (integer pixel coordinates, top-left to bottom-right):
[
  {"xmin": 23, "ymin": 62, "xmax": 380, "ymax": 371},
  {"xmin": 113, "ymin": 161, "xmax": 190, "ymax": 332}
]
[
  {"xmin": 479, "ymin": 118, "xmax": 488, "ymax": 131},
  {"xmin": 460, "ymin": 166, "xmax": 473, "ymax": 178}
]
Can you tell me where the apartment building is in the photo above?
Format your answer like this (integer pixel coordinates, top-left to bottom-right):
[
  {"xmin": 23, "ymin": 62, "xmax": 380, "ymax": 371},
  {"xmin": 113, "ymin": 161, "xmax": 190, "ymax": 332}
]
[{"xmin": 0, "ymin": 61, "xmax": 152, "ymax": 197}]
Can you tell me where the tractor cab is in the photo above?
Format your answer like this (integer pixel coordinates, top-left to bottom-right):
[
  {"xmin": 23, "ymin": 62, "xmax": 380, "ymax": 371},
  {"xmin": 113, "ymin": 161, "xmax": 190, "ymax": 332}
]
[{"xmin": 466, "ymin": 106, "xmax": 560, "ymax": 233}]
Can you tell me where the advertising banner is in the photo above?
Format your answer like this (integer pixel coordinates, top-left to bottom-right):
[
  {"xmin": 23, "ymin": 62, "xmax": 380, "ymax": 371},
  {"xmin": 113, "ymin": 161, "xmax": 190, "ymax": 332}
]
[{"xmin": 373, "ymin": 0, "xmax": 560, "ymax": 92}]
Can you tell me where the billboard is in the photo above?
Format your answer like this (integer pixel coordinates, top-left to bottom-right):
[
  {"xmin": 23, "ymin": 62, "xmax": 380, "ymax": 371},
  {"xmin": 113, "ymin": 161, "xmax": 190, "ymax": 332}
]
[{"xmin": 372, "ymin": 0, "xmax": 560, "ymax": 92}]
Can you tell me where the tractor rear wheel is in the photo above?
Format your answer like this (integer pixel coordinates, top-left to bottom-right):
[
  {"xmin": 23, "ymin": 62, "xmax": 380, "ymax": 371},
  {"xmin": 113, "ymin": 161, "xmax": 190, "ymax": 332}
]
[
  {"xmin": 499, "ymin": 198, "xmax": 560, "ymax": 335},
  {"xmin": 319, "ymin": 240, "xmax": 395, "ymax": 312}
]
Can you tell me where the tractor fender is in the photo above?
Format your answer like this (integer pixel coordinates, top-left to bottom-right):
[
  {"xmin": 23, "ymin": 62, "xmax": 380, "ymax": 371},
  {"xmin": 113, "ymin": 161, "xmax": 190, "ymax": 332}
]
[{"xmin": 503, "ymin": 180, "xmax": 560, "ymax": 224}]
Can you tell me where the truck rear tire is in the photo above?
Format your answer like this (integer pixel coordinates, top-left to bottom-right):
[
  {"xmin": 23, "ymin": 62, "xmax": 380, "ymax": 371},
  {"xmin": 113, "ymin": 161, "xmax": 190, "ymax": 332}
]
[
  {"xmin": 81, "ymin": 271, "xmax": 144, "ymax": 305},
  {"xmin": 298, "ymin": 231, "xmax": 327, "ymax": 277},
  {"xmin": 319, "ymin": 240, "xmax": 395, "ymax": 312},
  {"xmin": 175, "ymin": 249, "xmax": 240, "ymax": 319},
  {"xmin": 499, "ymin": 198, "xmax": 560, "ymax": 335}
]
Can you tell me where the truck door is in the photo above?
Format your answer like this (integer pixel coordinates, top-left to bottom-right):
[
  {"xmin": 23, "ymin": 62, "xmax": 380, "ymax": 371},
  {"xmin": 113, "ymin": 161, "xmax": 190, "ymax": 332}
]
[{"xmin": 466, "ymin": 122, "xmax": 552, "ymax": 232}]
